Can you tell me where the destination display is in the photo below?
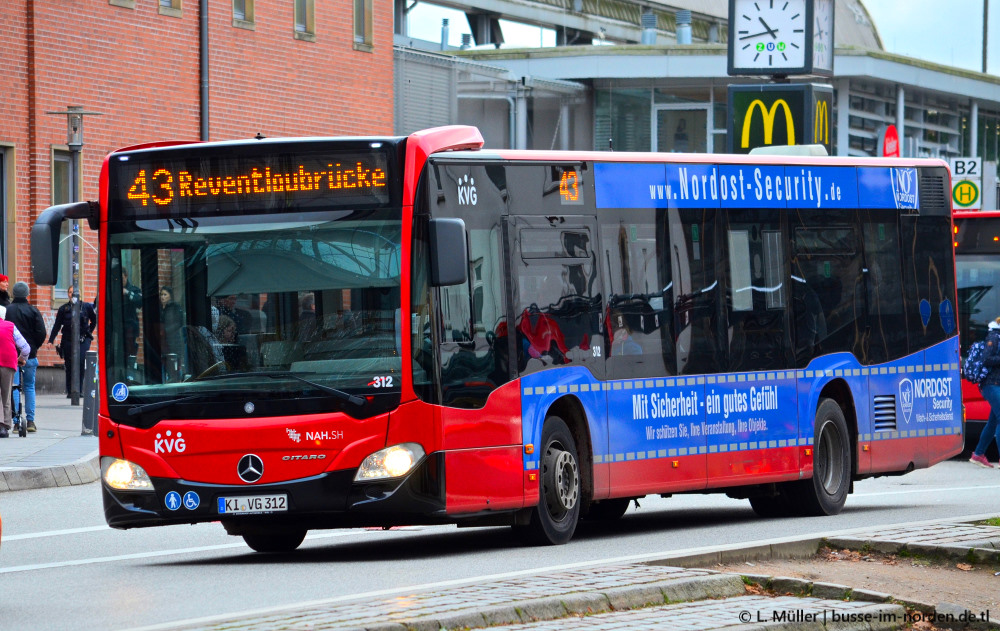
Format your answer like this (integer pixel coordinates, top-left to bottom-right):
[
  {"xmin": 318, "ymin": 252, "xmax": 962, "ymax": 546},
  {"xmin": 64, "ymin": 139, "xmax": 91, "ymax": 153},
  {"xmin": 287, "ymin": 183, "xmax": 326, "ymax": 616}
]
[{"xmin": 110, "ymin": 147, "xmax": 394, "ymax": 220}]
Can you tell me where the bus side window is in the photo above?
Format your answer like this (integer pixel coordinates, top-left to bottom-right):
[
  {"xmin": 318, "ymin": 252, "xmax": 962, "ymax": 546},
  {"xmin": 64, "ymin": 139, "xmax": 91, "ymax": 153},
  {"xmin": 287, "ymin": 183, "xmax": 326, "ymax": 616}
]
[
  {"xmin": 672, "ymin": 211, "xmax": 724, "ymax": 376},
  {"xmin": 600, "ymin": 212, "xmax": 675, "ymax": 379}
]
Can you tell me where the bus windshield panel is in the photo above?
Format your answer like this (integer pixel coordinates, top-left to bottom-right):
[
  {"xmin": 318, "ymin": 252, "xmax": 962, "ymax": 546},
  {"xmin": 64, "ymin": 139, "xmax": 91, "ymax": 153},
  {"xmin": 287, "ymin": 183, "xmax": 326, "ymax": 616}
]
[{"xmin": 103, "ymin": 142, "xmax": 403, "ymax": 425}]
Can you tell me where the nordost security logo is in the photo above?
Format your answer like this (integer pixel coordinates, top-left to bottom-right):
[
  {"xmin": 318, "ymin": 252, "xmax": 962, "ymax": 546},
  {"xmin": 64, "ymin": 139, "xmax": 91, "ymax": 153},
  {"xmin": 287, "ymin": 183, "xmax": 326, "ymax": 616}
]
[
  {"xmin": 890, "ymin": 168, "xmax": 918, "ymax": 209},
  {"xmin": 741, "ymin": 99, "xmax": 796, "ymax": 149},
  {"xmin": 457, "ymin": 174, "xmax": 477, "ymax": 205},
  {"xmin": 898, "ymin": 378, "xmax": 914, "ymax": 424}
]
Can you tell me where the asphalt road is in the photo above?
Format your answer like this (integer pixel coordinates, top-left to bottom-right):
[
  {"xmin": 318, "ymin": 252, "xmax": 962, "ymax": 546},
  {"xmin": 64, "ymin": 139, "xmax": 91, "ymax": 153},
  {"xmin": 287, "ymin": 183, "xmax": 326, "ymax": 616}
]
[{"xmin": 2, "ymin": 459, "xmax": 999, "ymax": 630}]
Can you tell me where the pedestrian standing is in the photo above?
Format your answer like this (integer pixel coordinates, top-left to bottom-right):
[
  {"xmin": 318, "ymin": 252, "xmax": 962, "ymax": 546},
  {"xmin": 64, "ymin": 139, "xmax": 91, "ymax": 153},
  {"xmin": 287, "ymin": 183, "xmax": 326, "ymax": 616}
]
[
  {"xmin": 970, "ymin": 317, "xmax": 1000, "ymax": 468},
  {"xmin": 0, "ymin": 305, "xmax": 30, "ymax": 438},
  {"xmin": 0, "ymin": 274, "xmax": 10, "ymax": 307},
  {"xmin": 6, "ymin": 282, "xmax": 47, "ymax": 432},
  {"xmin": 48, "ymin": 285, "xmax": 98, "ymax": 397}
]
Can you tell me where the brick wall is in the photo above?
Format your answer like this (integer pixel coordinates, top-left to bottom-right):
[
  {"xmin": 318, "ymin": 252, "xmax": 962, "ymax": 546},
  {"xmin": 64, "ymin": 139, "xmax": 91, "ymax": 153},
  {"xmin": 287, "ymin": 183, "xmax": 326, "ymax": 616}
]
[{"xmin": 0, "ymin": 0, "xmax": 394, "ymax": 384}]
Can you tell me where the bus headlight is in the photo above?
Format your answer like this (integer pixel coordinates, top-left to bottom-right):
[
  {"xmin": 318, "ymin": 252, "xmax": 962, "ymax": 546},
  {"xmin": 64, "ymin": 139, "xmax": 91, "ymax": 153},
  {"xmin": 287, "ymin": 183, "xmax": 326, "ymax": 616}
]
[
  {"xmin": 101, "ymin": 457, "xmax": 154, "ymax": 491},
  {"xmin": 355, "ymin": 443, "xmax": 425, "ymax": 481}
]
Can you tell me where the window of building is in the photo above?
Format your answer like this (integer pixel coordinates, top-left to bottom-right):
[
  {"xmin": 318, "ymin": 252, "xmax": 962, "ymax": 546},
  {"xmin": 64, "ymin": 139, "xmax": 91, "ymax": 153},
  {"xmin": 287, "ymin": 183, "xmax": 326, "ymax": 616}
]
[
  {"xmin": 159, "ymin": 0, "xmax": 182, "ymax": 18},
  {"xmin": 294, "ymin": 0, "xmax": 316, "ymax": 41},
  {"xmin": 51, "ymin": 151, "xmax": 74, "ymax": 298},
  {"xmin": 354, "ymin": 0, "xmax": 373, "ymax": 51},
  {"xmin": 0, "ymin": 147, "xmax": 8, "ymax": 276},
  {"xmin": 233, "ymin": 0, "xmax": 255, "ymax": 29}
]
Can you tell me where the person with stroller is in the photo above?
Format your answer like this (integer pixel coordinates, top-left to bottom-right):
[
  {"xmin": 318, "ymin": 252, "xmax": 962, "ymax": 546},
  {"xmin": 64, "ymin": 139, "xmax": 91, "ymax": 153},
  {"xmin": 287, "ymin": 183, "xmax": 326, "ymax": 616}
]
[
  {"xmin": 0, "ymin": 305, "xmax": 30, "ymax": 438},
  {"xmin": 5, "ymin": 282, "xmax": 46, "ymax": 432}
]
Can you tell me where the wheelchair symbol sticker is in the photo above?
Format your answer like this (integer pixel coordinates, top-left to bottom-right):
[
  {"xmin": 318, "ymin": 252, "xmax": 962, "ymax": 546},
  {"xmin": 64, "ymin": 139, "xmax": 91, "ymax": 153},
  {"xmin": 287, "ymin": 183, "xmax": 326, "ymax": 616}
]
[
  {"xmin": 182, "ymin": 491, "xmax": 200, "ymax": 510},
  {"xmin": 112, "ymin": 382, "xmax": 129, "ymax": 402},
  {"xmin": 164, "ymin": 491, "xmax": 181, "ymax": 511}
]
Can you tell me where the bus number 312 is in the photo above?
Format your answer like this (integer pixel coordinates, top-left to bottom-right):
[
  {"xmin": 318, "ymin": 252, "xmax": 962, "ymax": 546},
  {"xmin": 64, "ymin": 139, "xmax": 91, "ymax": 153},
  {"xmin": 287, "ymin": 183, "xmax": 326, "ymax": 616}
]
[{"xmin": 369, "ymin": 376, "xmax": 393, "ymax": 388}]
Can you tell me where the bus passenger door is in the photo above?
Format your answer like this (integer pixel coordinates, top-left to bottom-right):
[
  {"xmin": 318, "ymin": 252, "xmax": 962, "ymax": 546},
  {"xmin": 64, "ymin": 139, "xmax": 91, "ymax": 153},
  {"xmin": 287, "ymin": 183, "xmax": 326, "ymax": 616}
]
[
  {"xmin": 710, "ymin": 210, "xmax": 797, "ymax": 486},
  {"xmin": 508, "ymin": 215, "xmax": 609, "ymax": 500}
]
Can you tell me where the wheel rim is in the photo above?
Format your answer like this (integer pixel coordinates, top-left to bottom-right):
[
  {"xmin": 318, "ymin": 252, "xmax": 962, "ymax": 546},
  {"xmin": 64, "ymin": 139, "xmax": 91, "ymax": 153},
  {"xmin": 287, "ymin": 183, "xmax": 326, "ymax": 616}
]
[
  {"xmin": 815, "ymin": 418, "xmax": 845, "ymax": 494},
  {"xmin": 542, "ymin": 442, "xmax": 579, "ymax": 519}
]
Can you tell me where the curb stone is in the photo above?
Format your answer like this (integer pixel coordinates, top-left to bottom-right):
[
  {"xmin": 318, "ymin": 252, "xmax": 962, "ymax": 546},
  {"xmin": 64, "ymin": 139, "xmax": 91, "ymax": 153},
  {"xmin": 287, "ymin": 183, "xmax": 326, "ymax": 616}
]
[
  {"xmin": 738, "ymin": 573, "xmax": 1000, "ymax": 631},
  {"xmin": 825, "ymin": 535, "xmax": 1000, "ymax": 565},
  {"xmin": 389, "ymin": 573, "xmax": 747, "ymax": 631},
  {"xmin": 1, "ymin": 453, "xmax": 99, "ymax": 492}
]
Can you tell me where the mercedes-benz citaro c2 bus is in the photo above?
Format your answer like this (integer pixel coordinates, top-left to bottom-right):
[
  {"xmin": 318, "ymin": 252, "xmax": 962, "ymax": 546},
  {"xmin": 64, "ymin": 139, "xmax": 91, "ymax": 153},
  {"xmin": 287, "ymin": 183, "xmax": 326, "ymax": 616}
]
[{"xmin": 31, "ymin": 126, "xmax": 963, "ymax": 553}]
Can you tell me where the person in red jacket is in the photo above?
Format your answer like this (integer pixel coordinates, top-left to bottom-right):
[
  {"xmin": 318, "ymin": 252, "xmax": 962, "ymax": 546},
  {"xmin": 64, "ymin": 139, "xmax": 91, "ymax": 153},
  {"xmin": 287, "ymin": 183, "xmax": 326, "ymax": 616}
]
[{"xmin": 0, "ymin": 305, "xmax": 30, "ymax": 438}]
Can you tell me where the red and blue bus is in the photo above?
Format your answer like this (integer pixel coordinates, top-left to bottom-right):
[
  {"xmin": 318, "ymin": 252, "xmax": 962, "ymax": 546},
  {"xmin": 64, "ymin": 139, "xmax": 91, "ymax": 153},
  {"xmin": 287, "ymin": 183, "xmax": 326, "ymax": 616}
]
[
  {"xmin": 955, "ymin": 209, "xmax": 1000, "ymax": 458},
  {"xmin": 33, "ymin": 126, "xmax": 963, "ymax": 552}
]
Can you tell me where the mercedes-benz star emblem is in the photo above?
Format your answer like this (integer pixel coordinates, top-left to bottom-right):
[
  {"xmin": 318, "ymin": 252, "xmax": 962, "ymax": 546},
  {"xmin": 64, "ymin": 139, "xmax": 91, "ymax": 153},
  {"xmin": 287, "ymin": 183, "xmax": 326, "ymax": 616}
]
[
  {"xmin": 237, "ymin": 454, "xmax": 264, "ymax": 483},
  {"xmin": 244, "ymin": 401, "xmax": 255, "ymax": 414}
]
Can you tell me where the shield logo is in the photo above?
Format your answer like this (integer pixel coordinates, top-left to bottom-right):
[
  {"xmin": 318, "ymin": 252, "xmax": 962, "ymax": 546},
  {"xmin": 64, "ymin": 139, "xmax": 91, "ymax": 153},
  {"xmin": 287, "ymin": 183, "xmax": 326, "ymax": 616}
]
[{"xmin": 898, "ymin": 378, "xmax": 914, "ymax": 425}]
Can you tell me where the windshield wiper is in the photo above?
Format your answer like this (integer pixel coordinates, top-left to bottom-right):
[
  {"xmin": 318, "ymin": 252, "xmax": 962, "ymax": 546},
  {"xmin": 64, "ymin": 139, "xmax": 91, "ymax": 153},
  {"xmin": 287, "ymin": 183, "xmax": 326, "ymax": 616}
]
[
  {"xmin": 127, "ymin": 394, "xmax": 210, "ymax": 417},
  {"xmin": 194, "ymin": 371, "xmax": 366, "ymax": 407}
]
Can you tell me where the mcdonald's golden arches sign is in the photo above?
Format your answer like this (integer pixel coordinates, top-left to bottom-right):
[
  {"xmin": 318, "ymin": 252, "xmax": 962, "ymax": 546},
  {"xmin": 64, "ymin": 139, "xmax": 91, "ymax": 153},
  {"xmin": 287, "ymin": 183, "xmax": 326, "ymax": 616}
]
[{"xmin": 727, "ymin": 84, "xmax": 834, "ymax": 154}]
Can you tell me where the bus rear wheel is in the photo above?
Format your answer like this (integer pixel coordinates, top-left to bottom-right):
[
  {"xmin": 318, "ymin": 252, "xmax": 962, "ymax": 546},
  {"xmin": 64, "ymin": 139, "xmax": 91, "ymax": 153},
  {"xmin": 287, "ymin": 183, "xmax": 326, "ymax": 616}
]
[
  {"xmin": 795, "ymin": 398, "xmax": 851, "ymax": 516},
  {"xmin": 242, "ymin": 529, "xmax": 307, "ymax": 553},
  {"xmin": 518, "ymin": 416, "xmax": 581, "ymax": 545}
]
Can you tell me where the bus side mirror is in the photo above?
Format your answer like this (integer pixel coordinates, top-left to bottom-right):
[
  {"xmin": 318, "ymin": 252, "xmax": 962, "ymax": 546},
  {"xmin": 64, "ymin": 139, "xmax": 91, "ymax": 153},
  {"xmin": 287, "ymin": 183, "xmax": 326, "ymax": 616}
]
[
  {"xmin": 429, "ymin": 218, "xmax": 468, "ymax": 287},
  {"xmin": 31, "ymin": 201, "xmax": 95, "ymax": 285}
]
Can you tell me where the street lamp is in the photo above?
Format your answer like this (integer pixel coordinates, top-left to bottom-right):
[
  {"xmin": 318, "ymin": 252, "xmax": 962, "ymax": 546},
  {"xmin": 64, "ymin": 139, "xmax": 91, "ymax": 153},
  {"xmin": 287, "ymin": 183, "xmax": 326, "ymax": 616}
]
[{"xmin": 45, "ymin": 106, "xmax": 101, "ymax": 406}]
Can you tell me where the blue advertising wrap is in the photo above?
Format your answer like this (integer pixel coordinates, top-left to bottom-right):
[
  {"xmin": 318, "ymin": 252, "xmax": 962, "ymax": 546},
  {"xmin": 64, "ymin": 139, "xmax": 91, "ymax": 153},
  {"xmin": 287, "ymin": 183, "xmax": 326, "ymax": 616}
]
[
  {"xmin": 519, "ymin": 338, "xmax": 962, "ymax": 471},
  {"xmin": 595, "ymin": 163, "xmax": 915, "ymax": 211}
]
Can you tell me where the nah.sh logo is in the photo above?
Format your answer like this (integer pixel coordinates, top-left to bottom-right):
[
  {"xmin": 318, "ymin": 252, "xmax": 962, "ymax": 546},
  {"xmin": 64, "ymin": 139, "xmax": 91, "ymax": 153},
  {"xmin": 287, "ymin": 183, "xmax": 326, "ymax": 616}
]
[
  {"xmin": 154, "ymin": 430, "xmax": 187, "ymax": 454},
  {"xmin": 458, "ymin": 174, "xmax": 477, "ymax": 206},
  {"xmin": 890, "ymin": 168, "xmax": 918, "ymax": 209}
]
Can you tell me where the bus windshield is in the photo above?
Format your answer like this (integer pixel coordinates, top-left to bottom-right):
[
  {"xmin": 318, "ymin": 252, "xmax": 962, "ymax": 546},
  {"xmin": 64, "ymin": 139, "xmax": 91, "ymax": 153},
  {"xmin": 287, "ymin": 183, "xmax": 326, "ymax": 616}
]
[{"xmin": 104, "ymin": 212, "xmax": 402, "ymax": 424}]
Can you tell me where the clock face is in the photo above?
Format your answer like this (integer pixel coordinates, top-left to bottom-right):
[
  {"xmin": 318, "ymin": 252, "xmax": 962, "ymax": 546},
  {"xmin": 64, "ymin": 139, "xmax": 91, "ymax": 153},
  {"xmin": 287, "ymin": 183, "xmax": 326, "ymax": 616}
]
[
  {"xmin": 730, "ymin": 0, "xmax": 809, "ymax": 74},
  {"xmin": 813, "ymin": 0, "xmax": 834, "ymax": 72}
]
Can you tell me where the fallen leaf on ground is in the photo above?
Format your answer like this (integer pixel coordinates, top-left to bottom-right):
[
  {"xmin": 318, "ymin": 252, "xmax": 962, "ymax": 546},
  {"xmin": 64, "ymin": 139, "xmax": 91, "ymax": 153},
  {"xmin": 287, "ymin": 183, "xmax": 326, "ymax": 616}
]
[{"xmin": 956, "ymin": 563, "xmax": 973, "ymax": 571}]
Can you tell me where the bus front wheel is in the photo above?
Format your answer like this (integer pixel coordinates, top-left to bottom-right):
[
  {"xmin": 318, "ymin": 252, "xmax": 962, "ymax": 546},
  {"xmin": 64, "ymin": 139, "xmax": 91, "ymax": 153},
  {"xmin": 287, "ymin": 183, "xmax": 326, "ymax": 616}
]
[
  {"xmin": 518, "ymin": 416, "xmax": 581, "ymax": 545},
  {"xmin": 242, "ymin": 529, "xmax": 307, "ymax": 553},
  {"xmin": 797, "ymin": 398, "xmax": 851, "ymax": 516}
]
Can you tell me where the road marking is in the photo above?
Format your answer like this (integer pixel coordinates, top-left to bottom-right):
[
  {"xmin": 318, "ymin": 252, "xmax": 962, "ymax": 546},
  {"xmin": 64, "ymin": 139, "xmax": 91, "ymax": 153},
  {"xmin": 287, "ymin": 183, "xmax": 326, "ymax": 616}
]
[
  {"xmin": 0, "ymin": 530, "xmax": 380, "ymax": 574},
  {"xmin": 856, "ymin": 483, "xmax": 1000, "ymax": 497},
  {"xmin": 2, "ymin": 525, "xmax": 111, "ymax": 541}
]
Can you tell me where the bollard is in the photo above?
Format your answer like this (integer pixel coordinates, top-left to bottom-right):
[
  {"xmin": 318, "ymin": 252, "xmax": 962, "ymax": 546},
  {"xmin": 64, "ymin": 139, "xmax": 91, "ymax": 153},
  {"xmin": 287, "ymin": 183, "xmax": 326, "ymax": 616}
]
[{"xmin": 82, "ymin": 350, "xmax": 99, "ymax": 436}]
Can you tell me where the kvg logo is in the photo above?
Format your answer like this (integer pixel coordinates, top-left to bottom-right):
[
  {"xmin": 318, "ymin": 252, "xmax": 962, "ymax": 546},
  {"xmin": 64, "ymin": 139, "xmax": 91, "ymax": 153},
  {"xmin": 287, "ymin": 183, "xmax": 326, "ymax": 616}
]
[{"xmin": 457, "ymin": 174, "xmax": 477, "ymax": 205}]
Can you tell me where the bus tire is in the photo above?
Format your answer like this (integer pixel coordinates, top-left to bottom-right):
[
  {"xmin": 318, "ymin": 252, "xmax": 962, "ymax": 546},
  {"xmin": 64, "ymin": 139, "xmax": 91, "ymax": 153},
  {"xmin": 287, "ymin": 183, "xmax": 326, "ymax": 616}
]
[
  {"xmin": 585, "ymin": 498, "xmax": 631, "ymax": 521},
  {"xmin": 519, "ymin": 416, "xmax": 581, "ymax": 545},
  {"xmin": 242, "ymin": 529, "xmax": 307, "ymax": 553},
  {"xmin": 796, "ymin": 398, "xmax": 851, "ymax": 516}
]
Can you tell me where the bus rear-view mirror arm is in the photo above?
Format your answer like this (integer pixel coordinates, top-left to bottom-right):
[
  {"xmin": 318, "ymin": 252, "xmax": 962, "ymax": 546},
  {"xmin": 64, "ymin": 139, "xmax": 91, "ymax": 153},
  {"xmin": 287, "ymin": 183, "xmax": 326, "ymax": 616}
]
[
  {"xmin": 429, "ymin": 217, "xmax": 468, "ymax": 287},
  {"xmin": 31, "ymin": 200, "xmax": 98, "ymax": 286}
]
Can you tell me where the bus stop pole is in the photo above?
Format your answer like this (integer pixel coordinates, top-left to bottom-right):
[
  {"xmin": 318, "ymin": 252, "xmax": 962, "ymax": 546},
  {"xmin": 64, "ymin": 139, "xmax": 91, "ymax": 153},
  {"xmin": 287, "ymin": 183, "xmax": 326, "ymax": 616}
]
[{"xmin": 82, "ymin": 350, "xmax": 98, "ymax": 436}]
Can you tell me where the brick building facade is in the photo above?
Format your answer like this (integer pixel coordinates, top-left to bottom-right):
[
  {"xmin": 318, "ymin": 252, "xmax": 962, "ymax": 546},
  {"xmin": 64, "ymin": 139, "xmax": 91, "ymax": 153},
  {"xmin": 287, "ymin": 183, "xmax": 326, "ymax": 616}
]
[{"xmin": 0, "ymin": 0, "xmax": 393, "ymax": 391}]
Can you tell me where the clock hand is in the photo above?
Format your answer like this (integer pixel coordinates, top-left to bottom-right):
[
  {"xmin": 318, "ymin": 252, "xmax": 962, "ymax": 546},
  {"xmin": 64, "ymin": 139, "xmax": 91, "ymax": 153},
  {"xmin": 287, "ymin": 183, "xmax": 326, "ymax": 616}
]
[
  {"xmin": 758, "ymin": 17, "xmax": 778, "ymax": 39},
  {"xmin": 739, "ymin": 29, "xmax": 775, "ymax": 40}
]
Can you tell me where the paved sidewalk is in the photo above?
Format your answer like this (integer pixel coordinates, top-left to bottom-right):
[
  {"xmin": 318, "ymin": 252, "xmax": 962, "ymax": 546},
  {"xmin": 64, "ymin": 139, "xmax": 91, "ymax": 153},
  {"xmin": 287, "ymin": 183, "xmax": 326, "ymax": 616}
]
[
  {"xmin": 0, "ymin": 392, "xmax": 99, "ymax": 492},
  {"xmin": 137, "ymin": 518, "xmax": 1000, "ymax": 631}
]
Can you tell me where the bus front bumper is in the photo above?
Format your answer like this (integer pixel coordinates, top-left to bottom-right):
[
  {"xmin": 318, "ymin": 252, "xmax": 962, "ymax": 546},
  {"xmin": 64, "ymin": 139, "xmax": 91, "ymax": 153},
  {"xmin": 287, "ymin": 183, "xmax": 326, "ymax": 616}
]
[{"xmin": 102, "ymin": 452, "xmax": 448, "ymax": 530}]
